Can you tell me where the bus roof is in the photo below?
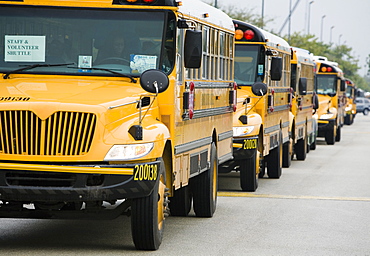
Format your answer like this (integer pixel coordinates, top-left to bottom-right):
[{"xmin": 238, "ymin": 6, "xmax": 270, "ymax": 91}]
[
  {"xmin": 314, "ymin": 56, "xmax": 343, "ymax": 74},
  {"xmin": 291, "ymin": 46, "xmax": 314, "ymax": 65},
  {"xmin": 233, "ymin": 20, "xmax": 290, "ymax": 52},
  {"xmin": 180, "ymin": 0, "xmax": 234, "ymax": 32},
  {"xmin": 0, "ymin": 0, "xmax": 234, "ymax": 32}
]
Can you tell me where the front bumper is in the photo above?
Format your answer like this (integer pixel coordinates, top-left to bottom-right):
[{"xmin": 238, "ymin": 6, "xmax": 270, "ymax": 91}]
[
  {"xmin": 0, "ymin": 160, "xmax": 160, "ymax": 202},
  {"xmin": 318, "ymin": 119, "xmax": 335, "ymax": 136},
  {"xmin": 232, "ymin": 136, "xmax": 258, "ymax": 160}
]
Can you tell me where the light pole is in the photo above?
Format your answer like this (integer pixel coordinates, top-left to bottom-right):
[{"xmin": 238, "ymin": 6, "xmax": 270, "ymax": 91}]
[
  {"xmin": 261, "ymin": 0, "xmax": 265, "ymax": 29},
  {"xmin": 308, "ymin": 1, "xmax": 314, "ymax": 34},
  {"xmin": 288, "ymin": 0, "xmax": 292, "ymax": 42},
  {"xmin": 330, "ymin": 26, "xmax": 334, "ymax": 43},
  {"xmin": 320, "ymin": 15, "xmax": 326, "ymax": 41}
]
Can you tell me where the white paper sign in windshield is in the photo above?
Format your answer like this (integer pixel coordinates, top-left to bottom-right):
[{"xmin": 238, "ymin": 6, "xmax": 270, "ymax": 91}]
[{"xmin": 5, "ymin": 35, "xmax": 46, "ymax": 62}]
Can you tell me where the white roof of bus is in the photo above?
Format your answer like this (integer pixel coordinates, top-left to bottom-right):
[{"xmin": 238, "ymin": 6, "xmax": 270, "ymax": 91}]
[
  {"xmin": 313, "ymin": 55, "xmax": 343, "ymax": 73},
  {"xmin": 292, "ymin": 46, "xmax": 314, "ymax": 64},
  {"xmin": 237, "ymin": 21, "xmax": 290, "ymax": 51},
  {"xmin": 262, "ymin": 30, "xmax": 290, "ymax": 49},
  {"xmin": 179, "ymin": 0, "xmax": 234, "ymax": 32}
]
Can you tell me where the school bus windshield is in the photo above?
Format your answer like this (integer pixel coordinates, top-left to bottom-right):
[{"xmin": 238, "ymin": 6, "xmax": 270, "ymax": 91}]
[
  {"xmin": 316, "ymin": 75, "xmax": 337, "ymax": 95},
  {"xmin": 0, "ymin": 6, "xmax": 175, "ymax": 76},
  {"xmin": 346, "ymin": 85, "xmax": 353, "ymax": 98},
  {"xmin": 234, "ymin": 45, "xmax": 259, "ymax": 85}
]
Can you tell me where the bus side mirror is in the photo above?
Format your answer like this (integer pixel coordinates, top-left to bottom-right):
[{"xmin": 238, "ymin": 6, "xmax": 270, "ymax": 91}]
[
  {"xmin": 184, "ymin": 30, "xmax": 202, "ymax": 69},
  {"xmin": 251, "ymin": 82, "xmax": 268, "ymax": 96},
  {"xmin": 298, "ymin": 77, "xmax": 307, "ymax": 95},
  {"xmin": 270, "ymin": 57, "xmax": 282, "ymax": 81},
  {"xmin": 140, "ymin": 69, "xmax": 169, "ymax": 93},
  {"xmin": 340, "ymin": 79, "xmax": 346, "ymax": 92}
]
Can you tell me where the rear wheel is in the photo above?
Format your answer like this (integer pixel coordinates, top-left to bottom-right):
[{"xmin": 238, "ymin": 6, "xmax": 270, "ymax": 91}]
[
  {"xmin": 364, "ymin": 109, "xmax": 369, "ymax": 115},
  {"xmin": 191, "ymin": 143, "xmax": 217, "ymax": 217},
  {"xmin": 131, "ymin": 160, "xmax": 167, "ymax": 250},
  {"xmin": 239, "ymin": 149, "xmax": 258, "ymax": 192}
]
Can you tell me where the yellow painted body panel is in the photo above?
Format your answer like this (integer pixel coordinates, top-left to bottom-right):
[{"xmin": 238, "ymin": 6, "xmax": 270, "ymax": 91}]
[{"xmin": 290, "ymin": 49, "xmax": 315, "ymax": 143}]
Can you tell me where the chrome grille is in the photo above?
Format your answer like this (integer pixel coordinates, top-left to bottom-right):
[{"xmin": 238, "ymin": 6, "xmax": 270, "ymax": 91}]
[{"xmin": 0, "ymin": 111, "xmax": 96, "ymax": 156}]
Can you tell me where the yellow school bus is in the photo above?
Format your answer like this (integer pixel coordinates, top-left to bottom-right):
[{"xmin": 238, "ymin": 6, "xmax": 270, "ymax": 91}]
[
  {"xmin": 290, "ymin": 47, "xmax": 318, "ymax": 160},
  {"xmin": 219, "ymin": 20, "xmax": 291, "ymax": 191},
  {"xmin": 0, "ymin": 0, "xmax": 235, "ymax": 250},
  {"xmin": 314, "ymin": 56, "xmax": 346, "ymax": 145},
  {"xmin": 344, "ymin": 78, "xmax": 357, "ymax": 125}
]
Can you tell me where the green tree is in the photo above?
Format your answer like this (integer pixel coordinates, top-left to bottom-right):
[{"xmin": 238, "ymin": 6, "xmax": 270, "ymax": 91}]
[{"xmin": 286, "ymin": 32, "xmax": 370, "ymax": 91}]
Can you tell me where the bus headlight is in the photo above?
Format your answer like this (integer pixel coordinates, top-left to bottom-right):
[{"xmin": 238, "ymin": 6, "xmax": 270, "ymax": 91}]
[
  {"xmin": 320, "ymin": 113, "xmax": 335, "ymax": 119},
  {"xmin": 345, "ymin": 105, "xmax": 352, "ymax": 112},
  {"xmin": 233, "ymin": 126, "xmax": 254, "ymax": 137},
  {"xmin": 104, "ymin": 143, "xmax": 154, "ymax": 161}
]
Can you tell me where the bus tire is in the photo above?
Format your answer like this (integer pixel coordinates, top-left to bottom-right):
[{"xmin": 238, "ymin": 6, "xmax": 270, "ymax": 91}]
[
  {"xmin": 169, "ymin": 185, "xmax": 192, "ymax": 217},
  {"xmin": 335, "ymin": 125, "xmax": 341, "ymax": 142},
  {"xmin": 325, "ymin": 127, "xmax": 335, "ymax": 145},
  {"xmin": 310, "ymin": 137, "xmax": 317, "ymax": 150},
  {"xmin": 344, "ymin": 114, "xmax": 352, "ymax": 125},
  {"xmin": 191, "ymin": 143, "xmax": 217, "ymax": 217},
  {"xmin": 266, "ymin": 136, "xmax": 282, "ymax": 179},
  {"xmin": 282, "ymin": 140, "xmax": 292, "ymax": 168},
  {"xmin": 258, "ymin": 158, "xmax": 266, "ymax": 178},
  {"xmin": 131, "ymin": 159, "xmax": 167, "ymax": 250},
  {"xmin": 295, "ymin": 136, "xmax": 307, "ymax": 160},
  {"xmin": 239, "ymin": 150, "xmax": 258, "ymax": 192}
]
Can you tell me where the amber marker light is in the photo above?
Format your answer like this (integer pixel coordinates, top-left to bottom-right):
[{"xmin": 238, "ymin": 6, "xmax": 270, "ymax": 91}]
[{"xmin": 235, "ymin": 29, "xmax": 244, "ymax": 40}]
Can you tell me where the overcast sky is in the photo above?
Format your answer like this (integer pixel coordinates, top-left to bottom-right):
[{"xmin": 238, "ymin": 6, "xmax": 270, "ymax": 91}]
[{"xmin": 203, "ymin": 0, "xmax": 370, "ymax": 76}]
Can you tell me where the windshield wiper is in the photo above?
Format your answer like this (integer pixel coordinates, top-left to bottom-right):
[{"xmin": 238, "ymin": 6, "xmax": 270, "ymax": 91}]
[
  {"xmin": 88, "ymin": 67, "xmax": 137, "ymax": 83},
  {"xmin": 3, "ymin": 63, "xmax": 75, "ymax": 79}
]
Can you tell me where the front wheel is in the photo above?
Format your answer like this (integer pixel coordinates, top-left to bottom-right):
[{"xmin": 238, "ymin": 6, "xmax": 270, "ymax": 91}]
[
  {"xmin": 169, "ymin": 185, "xmax": 192, "ymax": 217},
  {"xmin": 295, "ymin": 136, "xmax": 307, "ymax": 160},
  {"xmin": 325, "ymin": 126, "xmax": 336, "ymax": 145},
  {"xmin": 131, "ymin": 160, "xmax": 168, "ymax": 250},
  {"xmin": 335, "ymin": 125, "xmax": 341, "ymax": 142},
  {"xmin": 282, "ymin": 140, "xmax": 292, "ymax": 168},
  {"xmin": 239, "ymin": 150, "xmax": 258, "ymax": 192},
  {"xmin": 266, "ymin": 135, "xmax": 282, "ymax": 179},
  {"xmin": 310, "ymin": 137, "xmax": 317, "ymax": 150},
  {"xmin": 191, "ymin": 143, "xmax": 217, "ymax": 217}
]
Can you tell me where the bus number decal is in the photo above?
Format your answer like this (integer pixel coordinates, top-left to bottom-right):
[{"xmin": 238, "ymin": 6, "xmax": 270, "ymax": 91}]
[
  {"xmin": 243, "ymin": 139, "xmax": 257, "ymax": 149},
  {"xmin": 133, "ymin": 164, "xmax": 157, "ymax": 181}
]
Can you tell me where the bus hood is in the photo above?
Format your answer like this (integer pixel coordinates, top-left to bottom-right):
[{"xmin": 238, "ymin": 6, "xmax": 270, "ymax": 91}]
[
  {"xmin": 0, "ymin": 77, "xmax": 144, "ymax": 108},
  {"xmin": 317, "ymin": 94, "xmax": 337, "ymax": 119}
]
